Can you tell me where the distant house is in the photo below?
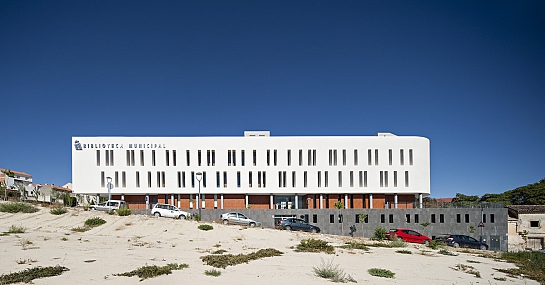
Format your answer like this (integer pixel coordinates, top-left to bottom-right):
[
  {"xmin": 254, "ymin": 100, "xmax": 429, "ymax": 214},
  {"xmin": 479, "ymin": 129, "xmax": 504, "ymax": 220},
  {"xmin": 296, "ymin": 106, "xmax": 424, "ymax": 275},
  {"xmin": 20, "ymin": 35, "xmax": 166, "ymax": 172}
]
[
  {"xmin": 507, "ymin": 205, "xmax": 545, "ymax": 251},
  {"xmin": 0, "ymin": 168, "xmax": 33, "ymax": 200}
]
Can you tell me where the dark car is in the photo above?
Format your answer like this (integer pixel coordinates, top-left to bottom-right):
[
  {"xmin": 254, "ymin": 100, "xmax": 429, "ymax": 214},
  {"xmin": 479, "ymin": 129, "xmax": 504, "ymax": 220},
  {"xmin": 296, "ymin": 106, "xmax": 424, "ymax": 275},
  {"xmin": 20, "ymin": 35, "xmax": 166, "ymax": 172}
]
[
  {"xmin": 276, "ymin": 218, "xmax": 320, "ymax": 233},
  {"xmin": 385, "ymin": 228, "xmax": 431, "ymax": 245},
  {"xmin": 435, "ymin": 234, "xmax": 488, "ymax": 250}
]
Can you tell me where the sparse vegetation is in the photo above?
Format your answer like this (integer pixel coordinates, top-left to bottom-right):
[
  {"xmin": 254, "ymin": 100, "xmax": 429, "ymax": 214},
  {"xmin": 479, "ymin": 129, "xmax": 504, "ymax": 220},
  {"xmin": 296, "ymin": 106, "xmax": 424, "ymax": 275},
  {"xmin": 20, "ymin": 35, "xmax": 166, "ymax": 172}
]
[
  {"xmin": 198, "ymin": 224, "xmax": 214, "ymax": 231},
  {"xmin": 8, "ymin": 225, "xmax": 26, "ymax": 234},
  {"xmin": 200, "ymin": 248, "xmax": 283, "ymax": 268},
  {"xmin": 371, "ymin": 227, "xmax": 387, "ymax": 241},
  {"xmin": 0, "ymin": 265, "xmax": 69, "ymax": 284},
  {"xmin": 115, "ymin": 263, "xmax": 188, "ymax": 280},
  {"xmin": 466, "ymin": 259, "xmax": 480, "ymax": 263},
  {"xmin": 438, "ymin": 249, "xmax": 458, "ymax": 256},
  {"xmin": 494, "ymin": 251, "xmax": 545, "ymax": 284},
  {"xmin": 0, "ymin": 202, "xmax": 39, "ymax": 213},
  {"xmin": 49, "ymin": 207, "xmax": 67, "ymax": 215},
  {"xmin": 212, "ymin": 249, "xmax": 227, "ymax": 254},
  {"xmin": 84, "ymin": 217, "xmax": 107, "ymax": 228},
  {"xmin": 296, "ymin": 238, "xmax": 335, "ymax": 254},
  {"xmin": 368, "ymin": 268, "xmax": 395, "ymax": 278},
  {"xmin": 427, "ymin": 240, "xmax": 445, "ymax": 250},
  {"xmin": 313, "ymin": 258, "xmax": 356, "ymax": 283},
  {"xmin": 71, "ymin": 226, "xmax": 90, "ymax": 232},
  {"xmin": 451, "ymin": 264, "xmax": 481, "ymax": 278},
  {"xmin": 340, "ymin": 242, "xmax": 370, "ymax": 251},
  {"xmin": 396, "ymin": 249, "xmax": 412, "ymax": 254},
  {"xmin": 204, "ymin": 269, "xmax": 222, "ymax": 277}
]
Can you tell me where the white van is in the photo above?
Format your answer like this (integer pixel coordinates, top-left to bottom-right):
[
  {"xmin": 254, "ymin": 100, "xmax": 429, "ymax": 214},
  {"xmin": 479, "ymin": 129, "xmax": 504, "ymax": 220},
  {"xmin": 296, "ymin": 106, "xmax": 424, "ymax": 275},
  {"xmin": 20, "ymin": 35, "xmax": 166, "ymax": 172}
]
[{"xmin": 89, "ymin": 200, "xmax": 127, "ymax": 211}]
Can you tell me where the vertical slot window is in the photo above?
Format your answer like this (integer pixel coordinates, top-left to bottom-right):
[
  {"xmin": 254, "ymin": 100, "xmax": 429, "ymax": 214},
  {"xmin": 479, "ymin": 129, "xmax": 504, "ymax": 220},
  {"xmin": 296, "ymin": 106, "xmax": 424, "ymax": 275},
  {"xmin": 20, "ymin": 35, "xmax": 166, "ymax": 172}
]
[
  {"xmin": 394, "ymin": 171, "xmax": 397, "ymax": 187},
  {"xmin": 105, "ymin": 150, "xmax": 110, "ymax": 166},
  {"xmin": 198, "ymin": 150, "xmax": 202, "ymax": 166},
  {"xmin": 115, "ymin": 172, "xmax": 119, "ymax": 188},
  {"xmin": 299, "ymin": 150, "xmax": 303, "ymax": 166},
  {"xmin": 333, "ymin": 150, "xmax": 337, "ymax": 166},
  {"xmin": 228, "ymin": 150, "xmax": 232, "ymax": 166},
  {"xmin": 140, "ymin": 150, "xmax": 144, "ymax": 166},
  {"xmin": 329, "ymin": 149, "xmax": 332, "ymax": 166},
  {"xmin": 136, "ymin": 171, "xmax": 140, "ymax": 188},
  {"xmin": 96, "ymin": 150, "xmax": 100, "ymax": 166},
  {"xmin": 388, "ymin": 149, "xmax": 392, "ymax": 165},
  {"xmin": 182, "ymin": 171, "xmax": 186, "ymax": 188},
  {"xmin": 152, "ymin": 150, "xmax": 156, "ymax": 166},
  {"xmin": 282, "ymin": 171, "xmax": 286, "ymax": 187},
  {"xmin": 216, "ymin": 171, "xmax": 220, "ymax": 188},
  {"xmin": 122, "ymin": 172, "xmax": 126, "ymax": 188},
  {"xmin": 389, "ymin": 214, "xmax": 394, "ymax": 223},
  {"xmin": 249, "ymin": 171, "xmax": 252, "ymax": 187},
  {"xmin": 212, "ymin": 150, "xmax": 216, "ymax": 166},
  {"xmin": 177, "ymin": 171, "xmax": 181, "ymax": 188},
  {"xmin": 405, "ymin": 171, "xmax": 409, "ymax": 187},
  {"xmin": 380, "ymin": 171, "xmax": 384, "ymax": 187},
  {"xmin": 241, "ymin": 150, "xmax": 245, "ymax": 166},
  {"xmin": 406, "ymin": 214, "xmax": 411, "ymax": 223},
  {"xmin": 465, "ymin": 214, "xmax": 470, "ymax": 223},
  {"xmin": 318, "ymin": 171, "xmax": 321, "ymax": 187},
  {"xmin": 313, "ymin": 150, "xmax": 316, "ymax": 166},
  {"xmin": 186, "ymin": 150, "xmax": 190, "ymax": 166},
  {"xmin": 354, "ymin": 149, "xmax": 358, "ymax": 166},
  {"xmin": 237, "ymin": 171, "xmax": 241, "ymax": 188},
  {"xmin": 358, "ymin": 171, "xmax": 363, "ymax": 187},
  {"xmin": 483, "ymin": 214, "xmax": 487, "ymax": 223},
  {"xmin": 338, "ymin": 171, "xmax": 342, "ymax": 187},
  {"xmin": 308, "ymin": 150, "xmax": 312, "ymax": 166},
  {"xmin": 287, "ymin": 150, "xmax": 291, "ymax": 166},
  {"xmin": 223, "ymin": 171, "xmax": 227, "ymax": 188},
  {"xmin": 131, "ymin": 150, "xmax": 135, "ymax": 166},
  {"xmin": 440, "ymin": 214, "xmax": 444, "ymax": 223},
  {"xmin": 414, "ymin": 214, "xmax": 419, "ymax": 223},
  {"xmin": 126, "ymin": 150, "xmax": 131, "ymax": 166},
  {"xmin": 267, "ymin": 150, "xmax": 270, "ymax": 166},
  {"xmin": 364, "ymin": 171, "xmax": 368, "ymax": 187},
  {"xmin": 233, "ymin": 150, "xmax": 236, "ymax": 166},
  {"xmin": 100, "ymin": 171, "xmax": 105, "ymax": 187},
  {"xmin": 400, "ymin": 149, "xmax": 404, "ymax": 165},
  {"xmin": 156, "ymin": 172, "xmax": 161, "ymax": 187},
  {"xmin": 490, "ymin": 214, "xmax": 495, "ymax": 223},
  {"xmin": 207, "ymin": 150, "xmax": 211, "ymax": 166},
  {"xmin": 166, "ymin": 150, "xmax": 170, "ymax": 166},
  {"xmin": 368, "ymin": 149, "xmax": 372, "ymax": 165},
  {"xmin": 172, "ymin": 150, "xmax": 176, "ymax": 166},
  {"xmin": 384, "ymin": 171, "xmax": 388, "ymax": 187},
  {"xmin": 292, "ymin": 171, "xmax": 296, "ymax": 187},
  {"xmin": 342, "ymin": 149, "xmax": 346, "ymax": 166},
  {"xmin": 304, "ymin": 171, "xmax": 307, "ymax": 187},
  {"xmin": 147, "ymin": 171, "xmax": 152, "ymax": 188},
  {"xmin": 350, "ymin": 171, "xmax": 354, "ymax": 187},
  {"xmin": 380, "ymin": 214, "xmax": 385, "ymax": 223},
  {"xmin": 273, "ymin": 150, "xmax": 277, "ymax": 166},
  {"xmin": 324, "ymin": 171, "xmax": 328, "ymax": 187},
  {"xmin": 431, "ymin": 214, "xmax": 436, "ymax": 223},
  {"xmin": 191, "ymin": 171, "xmax": 195, "ymax": 188},
  {"xmin": 409, "ymin": 149, "xmax": 413, "ymax": 165},
  {"xmin": 374, "ymin": 149, "xmax": 378, "ymax": 165},
  {"xmin": 252, "ymin": 150, "xmax": 256, "ymax": 166},
  {"xmin": 456, "ymin": 214, "xmax": 461, "ymax": 223}
]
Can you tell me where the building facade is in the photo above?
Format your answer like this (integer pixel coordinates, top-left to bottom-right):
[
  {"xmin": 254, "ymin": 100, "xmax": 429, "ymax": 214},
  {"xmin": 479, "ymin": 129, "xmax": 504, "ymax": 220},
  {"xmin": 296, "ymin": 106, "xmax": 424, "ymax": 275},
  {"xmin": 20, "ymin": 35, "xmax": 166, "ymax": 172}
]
[{"xmin": 72, "ymin": 131, "xmax": 430, "ymax": 210}]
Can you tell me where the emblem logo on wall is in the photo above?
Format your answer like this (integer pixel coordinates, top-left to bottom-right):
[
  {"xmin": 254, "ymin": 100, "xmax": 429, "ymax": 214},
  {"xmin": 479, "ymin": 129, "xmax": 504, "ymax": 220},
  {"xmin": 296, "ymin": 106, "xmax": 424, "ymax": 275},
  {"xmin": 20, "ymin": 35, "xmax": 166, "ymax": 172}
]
[{"xmin": 74, "ymin": 140, "xmax": 82, "ymax": 150}]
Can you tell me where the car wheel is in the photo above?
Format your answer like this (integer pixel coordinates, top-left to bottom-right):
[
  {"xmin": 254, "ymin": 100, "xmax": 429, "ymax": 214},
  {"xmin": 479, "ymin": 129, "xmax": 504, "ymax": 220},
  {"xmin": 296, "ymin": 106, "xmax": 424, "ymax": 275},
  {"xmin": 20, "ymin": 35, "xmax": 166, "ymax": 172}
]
[
  {"xmin": 424, "ymin": 240, "xmax": 430, "ymax": 246},
  {"xmin": 223, "ymin": 219, "xmax": 229, "ymax": 225},
  {"xmin": 179, "ymin": 215, "xmax": 186, "ymax": 220},
  {"xmin": 285, "ymin": 225, "xmax": 292, "ymax": 231},
  {"xmin": 154, "ymin": 212, "xmax": 161, "ymax": 217},
  {"xmin": 453, "ymin": 242, "xmax": 460, "ymax": 248},
  {"xmin": 311, "ymin": 228, "xmax": 317, "ymax": 233},
  {"xmin": 479, "ymin": 245, "xmax": 487, "ymax": 250},
  {"xmin": 397, "ymin": 237, "xmax": 403, "ymax": 241},
  {"xmin": 249, "ymin": 222, "xmax": 256, "ymax": 228}
]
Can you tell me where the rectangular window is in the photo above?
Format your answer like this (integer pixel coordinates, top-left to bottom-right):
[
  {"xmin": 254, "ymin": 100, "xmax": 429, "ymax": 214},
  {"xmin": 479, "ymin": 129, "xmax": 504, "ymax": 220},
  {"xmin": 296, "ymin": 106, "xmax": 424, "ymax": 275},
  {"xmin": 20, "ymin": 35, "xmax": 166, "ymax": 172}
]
[
  {"xmin": 165, "ymin": 150, "xmax": 170, "ymax": 166},
  {"xmin": 330, "ymin": 214, "xmax": 335, "ymax": 223},
  {"xmin": 152, "ymin": 150, "xmax": 156, "ymax": 166},
  {"xmin": 207, "ymin": 150, "xmax": 211, "ymax": 166},
  {"xmin": 400, "ymin": 149, "xmax": 404, "ymax": 165},
  {"xmin": 282, "ymin": 171, "xmax": 286, "ymax": 187},
  {"xmin": 380, "ymin": 214, "xmax": 385, "ymax": 223},
  {"xmin": 431, "ymin": 214, "xmax": 436, "ymax": 223},
  {"xmin": 249, "ymin": 171, "xmax": 252, "ymax": 187},
  {"xmin": 274, "ymin": 150, "xmax": 277, "ymax": 166},
  {"xmin": 127, "ymin": 150, "xmax": 131, "ymax": 166},
  {"xmin": 172, "ymin": 150, "xmax": 176, "ymax": 166},
  {"xmin": 122, "ymin": 172, "xmax": 126, "ymax": 188},
  {"xmin": 253, "ymin": 150, "xmax": 256, "ymax": 166},
  {"xmin": 147, "ymin": 171, "xmax": 152, "ymax": 188},
  {"xmin": 292, "ymin": 171, "xmax": 296, "ymax": 187},
  {"xmin": 263, "ymin": 171, "xmax": 266, "ymax": 187},
  {"xmin": 409, "ymin": 149, "xmax": 413, "ymax": 165},
  {"xmin": 105, "ymin": 150, "xmax": 110, "ymax": 166},
  {"xmin": 267, "ymin": 150, "xmax": 270, "ymax": 166},
  {"xmin": 350, "ymin": 171, "xmax": 354, "ymax": 187},
  {"xmin": 228, "ymin": 150, "xmax": 232, "ymax": 166},
  {"xmin": 359, "ymin": 171, "xmax": 363, "ymax": 187},
  {"xmin": 354, "ymin": 149, "xmax": 358, "ymax": 166},
  {"xmin": 115, "ymin": 171, "xmax": 119, "ymax": 188},
  {"xmin": 241, "ymin": 150, "xmax": 245, "ymax": 166},
  {"xmin": 304, "ymin": 171, "xmax": 307, "ymax": 187},
  {"xmin": 329, "ymin": 150, "xmax": 333, "ymax": 166},
  {"xmin": 375, "ymin": 149, "xmax": 379, "ymax": 165},
  {"xmin": 278, "ymin": 171, "xmax": 282, "ymax": 187},
  {"xmin": 338, "ymin": 171, "xmax": 342, "ymax": 187},
  {"xmin": 405, "ymin": 171, "xmax": 409, "ymax": 187},
  {"xmin": 100, "ymin": 171, "xmax": 105, "ymax": 187},
  {"xmin": 406, "ymin": 214, "xmax": 411, "ymax": 223},
  {"xmin": 237, "ymin": 171, "xmax": 241, "ymax": 188},
  {"xmin": 368, "ymin": 149, "xmax": 372, "ymax": 165},
  {"xmin": 216, "ymin": 171, "xmax": 220, "ymax": 188},
  {"xmin": 380, "ymin": 171, "xmax": 384, "ymax": 187},
  {"xmin": 203, "ymin": 172, "xmax": 208, "ymax": 187},
  {"xmin": 342, "ymin": 149, "xmax": 346, "ymax": 166},
  {"xmin": 440, "ymin": 214, "xmax": 444, "ymax": 223},
  {"xmin": 333, "ymin": 149, "xmax": 337, "ymax": 166},
  {"xmin": 318, "ymin": 171, "xmax": 321, "ymax": 187},
  {"xmin": 457, "ymin": 214, "xmax": 461, "ymax": 223},
  {"xmin": 384, "ymin": 171, "xmax": 388, "ymax": 187},
  {"xmin": 313, "ymin": 150, "xmax": 316, "ymax": 166},
  {"xmin": 465, "ymin": 214, "xmax": 470, "ymax": 223},
  {"xmin": 308, "ymin": 150, "xmax": 312, "ymax": 166},
  {"xmin": 223, "ymin": 171, "xmax": 227, "ymax": 188},
  {"xmin": 161, "ymin": 171, "xmax": 165, "ymax": 188},
  {"xmin": 130, "ymin": 150, "xmax": 135, "ymax": 166},
  {"xmin": 414, "ymin": 214, "xmax": 419, "ymax": 223},
  {"xmin": 136, "ymin": 171, "xmax": 140, "ymax": 188},
  {"xmin": 96, "ymin": 150, "xmax": 100, "ymax": 166},
  {"xmin": 156, "ymin": 171, "xmax": 161, "ymax": 188},
  {"xmin": 177, "ymin": 171, "xmax": 181, "ymax": 187},
  {"xmin": 389, "ymin": 214, "xmax": 394, "ymax": 223},
  {"xmin": 394, "ymin": 171, "xmax": 397, "ymax": 187},
  {"xmin": 483, "ymin": 214, "xmax": 487, "ymax": 223},
  {"xmin": 110, "ymin": 150, "xmax": 114, "ymax": 166},
  {"xmin": 287, "ymin": 150, "xmax": 291, "ymax": 166},
  {"xmin": 191, "ymin": 171, "xmax": 195, "ymax": 188},
  {"xmin": 299, "ymin": 149, "xmax": 303, "ymax": 166},
  {"xmin": 530, "ymin": 221, "xmax": 539, "ymax": 227},
  {"xmin": 258, "ymin": 171, "xmax": 262, "ymax": 187},
  {"xmin": 182, "ymin": 171, "xmax": 186, "ymax": 188},
  {"xmin": 186, "ymin": 150, "xmax": 190, "ymax": 166},
  {"xmin": 389, "ymin": 149, "xmax": 392, "ymax": 165},
  {"xmin": 490, "ymin": 214, "xmax": 495, "ymax": 223},
  {"xmin": 198, "ymin": 150, "xmax": 202, "ymax": 166},
  {"xmin": 324, "ymin": 171, "xmax": 328, "ymax": 187},
  {"xmin": 212, "ymin": 150, "xmax": 216, "ymax": 166},
  {"xmin": 313, "ymin": 214, "xmax": 317, "ymax": 223},
  {"xmin": 233, "ymin": 150, "xmax": 236, "ymax": 166},
  {"xmin": 140, "ymin": 150, "xmax": 144, "ymax": 166}
]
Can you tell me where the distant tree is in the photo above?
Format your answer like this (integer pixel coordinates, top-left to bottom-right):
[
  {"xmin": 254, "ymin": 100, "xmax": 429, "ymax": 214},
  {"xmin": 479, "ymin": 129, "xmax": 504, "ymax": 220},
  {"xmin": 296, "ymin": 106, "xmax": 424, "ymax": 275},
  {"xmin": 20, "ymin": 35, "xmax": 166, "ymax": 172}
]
[
  {"xmin": 31, "ymin": 186, "xmax": 40, "ymax": 202},
  {"xmin": 452, "ymin": 193, "xmax": 479, "ymax": 203},
  {"xmin": 1, "ymin": 169, "xmax": 15, "ymax": 178},
  {"xmin": 16, "ymin": 184, "xmax": 27, "ymax": 201}
]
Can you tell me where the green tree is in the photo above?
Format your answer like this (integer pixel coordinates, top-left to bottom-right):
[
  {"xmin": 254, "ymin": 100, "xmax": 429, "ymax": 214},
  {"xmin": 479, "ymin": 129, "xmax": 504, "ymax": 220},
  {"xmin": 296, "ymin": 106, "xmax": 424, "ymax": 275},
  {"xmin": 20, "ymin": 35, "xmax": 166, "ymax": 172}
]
[
  {"xmin": 358, "ymin": 213, "xmax": 368, "ymax": 237},
  {"xmin": 452, "ymin": 193, "xmax": 479, "ymax": 202}
]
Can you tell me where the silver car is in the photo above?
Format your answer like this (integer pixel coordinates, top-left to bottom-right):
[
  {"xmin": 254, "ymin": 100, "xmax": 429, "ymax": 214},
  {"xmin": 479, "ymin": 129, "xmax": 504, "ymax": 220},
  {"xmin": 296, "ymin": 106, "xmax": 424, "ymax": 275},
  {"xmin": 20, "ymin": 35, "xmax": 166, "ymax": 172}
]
[
  {"xmin": 220, "ymin": 212, "xmax": 261, "ymax": 227},
  {"xmin": 152, "ymin": 203, "xmax": 191, "ymax": 219}
]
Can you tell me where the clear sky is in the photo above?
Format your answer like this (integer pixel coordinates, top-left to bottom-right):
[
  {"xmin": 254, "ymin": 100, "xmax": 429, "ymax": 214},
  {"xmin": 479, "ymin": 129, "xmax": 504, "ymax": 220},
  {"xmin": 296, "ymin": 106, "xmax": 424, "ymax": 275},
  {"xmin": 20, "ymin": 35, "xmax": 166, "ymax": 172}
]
[{"xmin": 1, "ymin": 1, "xmax": 544, "ymax": 198}]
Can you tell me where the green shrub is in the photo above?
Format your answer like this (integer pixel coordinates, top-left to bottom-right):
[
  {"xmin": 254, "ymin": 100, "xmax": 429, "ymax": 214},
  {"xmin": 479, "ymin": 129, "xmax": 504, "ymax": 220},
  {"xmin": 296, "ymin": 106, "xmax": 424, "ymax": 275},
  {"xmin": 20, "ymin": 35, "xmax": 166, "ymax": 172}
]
[
  {"xmin": 427, "ymin": 240, "xmax": 445, "ymax": 250},
  {"xmin": 204, "ymin": 269, "xmax": 222, "ymax": 277},
  {"xmin": 84, "ymin": 217, "xmax": 106, "ymax": 228},
  {"xmin": 198, "ymin": 224, "xmax": 214, "ymax": 231},
  {"xmin": 193, "ymin": 215, "xmax": 201, "ymax": 221},
  {"xmin": 0, "ymin": 202, "xmax": 39, "ymax": 213},
  {"xmin": 200, "ymin": 248, "xmax": 282, "ymax": 269},
  {"xmin": 115, "ymin": 263, "xmax": 188, "ymax": 280},
  {"xmin": 296, "ymin": 238, "xmax": 335, "ymax": 254},
  {"xmin": 8, "ymin": 225, "xmax": 26, "ymax": 234},
  {"xmin": 71, "ymin": 226, "xmax": 90, "ymax": 232},
  {"xmin": 50, "ymin": 207, "xmax": 67, "ymax": 215},
  {"xmin": 0, "ymin": 265, "xmax": 69, "ymax": 284},
  {"xmin": 396, "ymin": 249, "xmax": 412, "ymax": 254},
  {"xmin": 313, "ymin": 258, "xmax": 356, "ymax": 283},
  {"xmin": 389, "ymin": 240, "xmax": 408, "ymax": 248},
  {"xmin": 371, "ymin": 227, "xmax": 387, "ymax": 241},
  {"xmin": 116, "ymin": 207, "xmax": 131, "ymax": 216},
  {"xmin": 368, "ymin": 268, "xmax": 395, "ymax": 278},
  {"xmin": 495, "ymin": 251, "xmax": 545, "ymax": 284},
  {"xmin": 340, "ymin": 242, "xmax": 370, "ymax": 251},
  {"xmin": 438, "ymin": 249, "xmax": 458, "ymax": 256}
]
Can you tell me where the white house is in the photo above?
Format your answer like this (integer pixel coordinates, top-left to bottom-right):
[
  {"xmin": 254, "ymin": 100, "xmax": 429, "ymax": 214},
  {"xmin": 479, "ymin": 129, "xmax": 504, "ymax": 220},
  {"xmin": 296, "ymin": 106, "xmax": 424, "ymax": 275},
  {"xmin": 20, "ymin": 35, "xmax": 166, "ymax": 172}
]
[{"xmin": 72, "ymin": 131, "xmax": 430, "ymax": 210}]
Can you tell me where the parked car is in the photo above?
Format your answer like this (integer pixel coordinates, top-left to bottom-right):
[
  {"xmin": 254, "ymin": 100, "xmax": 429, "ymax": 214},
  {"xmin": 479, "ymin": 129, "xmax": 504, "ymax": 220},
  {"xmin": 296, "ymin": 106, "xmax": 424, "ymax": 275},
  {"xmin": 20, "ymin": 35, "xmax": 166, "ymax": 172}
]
[
  {"xmin": 151, "ymin": 203, "xmax": 191, "ymax": 219},
  {"xmin": 220, "ymin": 212, "xmax": 261, "ymax": 227},
  {"xmin": 276, "ymin": 218, "xmax": 321, "ymax": 233},
  {"xmin": 89, "ymin": 200, "xmax": 127, "ymax": 211},
  {"xmin": 386, "ymin": 228, "xmax": 431, "ymax": 245},
  {"xmin": 434, "ymin": 234, "xmax": 488, "ymax": 250}
]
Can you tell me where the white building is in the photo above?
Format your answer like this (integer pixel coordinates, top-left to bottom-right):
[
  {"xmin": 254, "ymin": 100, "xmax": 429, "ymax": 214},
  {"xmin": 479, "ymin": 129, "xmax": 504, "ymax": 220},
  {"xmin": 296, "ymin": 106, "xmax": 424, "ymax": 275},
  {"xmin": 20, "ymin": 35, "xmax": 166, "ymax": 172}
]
[{"xmin": 72, "ymin": 131, "xmax": 430, "ymax": 210}]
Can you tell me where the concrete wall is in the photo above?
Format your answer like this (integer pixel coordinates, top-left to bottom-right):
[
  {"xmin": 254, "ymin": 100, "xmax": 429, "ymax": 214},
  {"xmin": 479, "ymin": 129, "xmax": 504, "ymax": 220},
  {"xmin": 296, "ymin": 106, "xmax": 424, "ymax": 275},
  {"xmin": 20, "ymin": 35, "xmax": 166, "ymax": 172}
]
[{"xmin": 185, "ymin": 208, "xmax": 508, "ymax": 251}]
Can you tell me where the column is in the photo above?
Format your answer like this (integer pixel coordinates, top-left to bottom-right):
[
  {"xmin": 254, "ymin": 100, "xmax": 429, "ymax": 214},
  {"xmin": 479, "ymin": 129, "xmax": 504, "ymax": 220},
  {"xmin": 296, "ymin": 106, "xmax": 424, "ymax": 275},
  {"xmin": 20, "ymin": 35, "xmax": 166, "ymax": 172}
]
[
  {"xmin": 319, "ymin": 194, "xmax": 323, "ymax": 209},
  {"xmin": 221, "ymin": 193, "xmax": 224, "ymax": 209},
  {"xmin": 344, "ymin": 194, "xmax": 348, "ymax": 209},
  {"xmin": 245, "ymin": 194, "xmax": 249, "ymax": 209},
  {"xmin": 145, "ymin": 193, "xmax": 149, "ymax": 211},
  {"xmin": 96, "ymin": 194, "xmax": 100, "ymax": 204},
  {"xmin": 369, "ymin": 193, "xmax": 373, "ymax": 209},
  {"xmin": 295, "ymin": 194, "xmax": 299, "ymax": 209},
  {"xmin": 189, "ymin": 194, "xmax": 193, "ymax": 209},
  {"xmin": 177, "ymin": 194, "xmax": 181, "ymax": 208},
  {"xmin": 171, "ymin": 194, "xmax": 175, "ymax": 206},
  {"xmin": 202, "ymin": 194, "xmax": 205, "ymax": 209},
  {"xmin": 419, "ymin": 193, "xmax": 423, "ymax": 209},
  {"xmin": 394, "ymin": 193, "xmax": 398, "ymax": 209},
  {"xmin": 270, "ymin": 194, "xmax": 274, "ymax": 209},
  {"xmin": 121, "ymin": 194, "xmax": 125, "ymax": 201}
]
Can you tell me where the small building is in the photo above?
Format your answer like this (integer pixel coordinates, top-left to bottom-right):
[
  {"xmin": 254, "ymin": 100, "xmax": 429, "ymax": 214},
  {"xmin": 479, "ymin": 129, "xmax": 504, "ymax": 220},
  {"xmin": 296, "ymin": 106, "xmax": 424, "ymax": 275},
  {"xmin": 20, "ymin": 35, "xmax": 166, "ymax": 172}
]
[
  {"xmin": 0, "ymin": 168, "xmax": 33, "ymax": 200},
  {"xmin": 507, "ymin": 205, "xmax": 545, "ymax": 251}
]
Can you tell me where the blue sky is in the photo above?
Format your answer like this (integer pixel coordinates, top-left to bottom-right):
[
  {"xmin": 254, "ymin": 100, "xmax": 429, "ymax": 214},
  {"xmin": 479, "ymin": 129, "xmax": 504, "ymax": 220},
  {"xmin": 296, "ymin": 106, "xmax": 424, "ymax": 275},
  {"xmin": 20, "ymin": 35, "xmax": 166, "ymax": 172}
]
[{"xmin": 1, "ymin": 1, "xmax": 544, "ymax": 198}]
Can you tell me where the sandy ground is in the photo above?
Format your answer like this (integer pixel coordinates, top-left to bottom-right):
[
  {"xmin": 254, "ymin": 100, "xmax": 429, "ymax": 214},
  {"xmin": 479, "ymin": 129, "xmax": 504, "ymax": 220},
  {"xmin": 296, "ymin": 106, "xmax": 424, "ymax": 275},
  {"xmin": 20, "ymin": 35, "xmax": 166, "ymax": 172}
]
[{"xmin": 0, "ymin": 205, "xmax": 537, "ymax": 285}]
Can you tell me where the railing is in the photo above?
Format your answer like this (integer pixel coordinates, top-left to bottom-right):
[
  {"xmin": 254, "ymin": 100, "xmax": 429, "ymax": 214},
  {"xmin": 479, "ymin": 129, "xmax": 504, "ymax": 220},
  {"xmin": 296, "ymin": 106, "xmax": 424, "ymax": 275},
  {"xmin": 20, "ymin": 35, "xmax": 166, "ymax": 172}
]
[{"xmin": 423, "ymin": 201, "xmax": 505, "ymax": 209}]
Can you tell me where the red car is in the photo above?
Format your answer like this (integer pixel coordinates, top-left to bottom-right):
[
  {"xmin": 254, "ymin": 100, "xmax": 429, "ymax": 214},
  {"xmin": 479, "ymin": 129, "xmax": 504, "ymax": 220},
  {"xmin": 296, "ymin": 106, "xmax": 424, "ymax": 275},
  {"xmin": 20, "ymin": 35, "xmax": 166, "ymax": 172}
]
[{"xmin": 386, "ymin": 228, "xmax": 431, "ymax": 245}]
